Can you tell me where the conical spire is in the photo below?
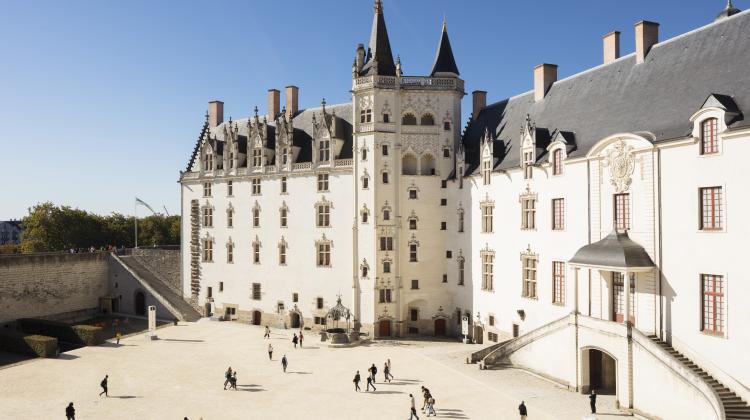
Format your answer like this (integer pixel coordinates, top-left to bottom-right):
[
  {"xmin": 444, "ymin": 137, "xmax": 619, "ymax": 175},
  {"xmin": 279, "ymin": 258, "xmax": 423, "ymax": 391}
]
[
  {"xmin": 430, "ymin": 18, "xmax": 459, "ymax": 77},
  {"xmin": 360, "ymin": 0, "xmax": 396, "ymax": 76}
]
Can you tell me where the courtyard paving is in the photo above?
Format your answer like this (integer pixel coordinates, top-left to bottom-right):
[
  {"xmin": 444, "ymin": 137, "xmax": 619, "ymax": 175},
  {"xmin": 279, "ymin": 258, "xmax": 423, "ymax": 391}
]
[{"xmin": 0, "ymin": 321, "xmax": 627, "ymax": 419}]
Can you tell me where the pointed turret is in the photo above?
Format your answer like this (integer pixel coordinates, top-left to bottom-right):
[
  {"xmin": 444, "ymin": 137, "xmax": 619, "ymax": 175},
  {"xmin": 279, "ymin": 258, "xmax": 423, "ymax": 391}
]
[
  {"xmin": 360, "ymin": 0, "xmax": 397, "ymax": 76},
  {"xmin": 430, "ymin": 18, "xmax": 459, "ymax": 77}
]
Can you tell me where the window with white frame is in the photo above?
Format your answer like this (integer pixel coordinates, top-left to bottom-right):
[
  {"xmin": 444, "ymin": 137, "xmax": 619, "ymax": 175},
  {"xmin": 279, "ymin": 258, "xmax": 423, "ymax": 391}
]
[
  {"xmin": 252, "ymin": 206, "xmax": 261, "ymax": 228},
  {"xmin": 700, "ymin": 187, "xmax": 723, "ymax": 231},
  {"xmin": 482, "ymin": 159, "xmax": 492, "ymax": 185},
  {"xmin": 280, "ymin": 204, "xmax": 288, "ymax": 228},
  {"xmin": 202, "ymin": 237, "xmax": 213, "ymax": 262},
  {"xmin": 552, "ymin": 198, "xmax": 564, "ymax": 231},
  {"xmin": 252, "ymin": 148, "xmax": 262, "ymax": 167},
  {"xmin": 614, "ymin": 193, "xmax": 630, "ymax": 232},
  {"xmin": 360, "ymin": 108, "xmax": 372, "ymax": 123},
  {"xmin": 481, "ymin": 251, "xmax": 494, "ymax": 291},
  {"xmin": 251, "ymin": 178, "xmax": 261, "ymax": 195},
  {"xmin": 227, "ymin": 208, "xmax": 234, "ymax": 228},
  {"xmin": 204, "ymin": 153, "xmax": 213, "ymax": 171},
  {"xmin": 317, "ymin": 239, "xmax": 331, "ymax": 267},
  {"xmin": 319, "ymin": 136, "xmax": 330, "ymax": 162},
  {"xmin": 379, "ymin": 288, "xmax": 392, "ymax": 303},
  {"xmin": 317, "ymin": 173, "xmax": 329, "ymax": 192},
  {"xmin": 252, "ymin": 239, "xmax": 261, "ymax": 264},
  {"xmin": 227, "ymin": 181, "xmax": 233, "ymax": 196},
  {"xmin": 523, "ymin": 151, "xmax": 534, "ymax": 179},
  {"xmin": 522, "ymin": 253, "xmax": 538, "ymax": 299},
  {"xmin": 383, "ymin": 208, "xmax": 391, "ymax": 221},
  {"xmin": 521, "ymin": 194, "xmax": 536, "ymax": 230},
  {"xmin": 281, "ymin": 147, "xmax": 288, "ymax": 165},
  {"xmin": 226, "ymin": 242, "xmax": 234, "ymax": 263},
  {"xmin": 701, "ymin": 274, "xmax": 724, "ymax": 336},
  {"xmin": 552, "ymin": 261, "xmax": 565, "ymax": 305},
  {"xmin": 457, "ymin": 256, "xmax": 465, "ymax": 286},
  {"xmin": 552, "ymin": 149, "xmax": 563, "ymax": 175},
  {"xmin": 409, "ymin": 242, "xmax": 418, "ymax": 262},
  {"xmin": 408, "ymin": 188, "xmax": 418, "ymax": 199},
  {"xmin": 316, "ymin": 201, "xmax": 331, "ymax": 227},
  {"xmin": 252, "ymin": 283, "xmax": 261, "ymax": 300},
  {"xmin": 279, "ymin": 240, "xmax": 287, "ymax": 265},
  {"xmin": 380, "ymin": 236, "xmax": 393, "ymax": 251},
  {"xmin": 280, "ymin": 177, "xmax": 287, "ymax": 194},
  {"xmin": 202, "ymin": 207, "xmax": 213, "ymax": 227},
  {"xmin": 383, "ymin": 258, "xmax": 392, "ymax": 273},
  {"xmin": 458, "ymin": 207, "xmax": 465, "ymax": 232},
  {"xmin": 701, "ymin": 118, "xmax": 719, "ymax": 155},
  {"xmin": 203, "ymin": 182, "xmax": 212, "ymax": 197},
  {"xmin": 481, "ymin": 202, "xmax": 494, "ymax": 233}
]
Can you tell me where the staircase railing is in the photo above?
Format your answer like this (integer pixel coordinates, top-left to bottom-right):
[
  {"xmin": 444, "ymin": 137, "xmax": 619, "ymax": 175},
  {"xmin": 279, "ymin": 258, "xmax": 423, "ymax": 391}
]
[{"xmin": 481, "ymin": 315, "xmax": 572, "ymax": 367}]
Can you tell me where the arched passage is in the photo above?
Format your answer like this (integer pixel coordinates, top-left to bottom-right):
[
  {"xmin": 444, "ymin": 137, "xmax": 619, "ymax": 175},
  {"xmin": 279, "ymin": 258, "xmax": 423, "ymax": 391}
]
[
  {"xmin": 252, "ymin": 310, "xmax": 262, "ymax": 325},
  {"xmin": 420, "ymin": 154, "xmax": 435, "ymax": 175},
  {"xmin": 134, "ymin": 291, "xmax": 146, "ymax": 316},
  {"xmin": 581, "ymin": 348, "xmax": 617, "ymax": 395},
  {"xmin": 402, "ymin": 153, "xmax": 417, "ymax": 175},
  {"xmin": 290, "ymin": 312, "xmax": 301, "ymax": 329}
]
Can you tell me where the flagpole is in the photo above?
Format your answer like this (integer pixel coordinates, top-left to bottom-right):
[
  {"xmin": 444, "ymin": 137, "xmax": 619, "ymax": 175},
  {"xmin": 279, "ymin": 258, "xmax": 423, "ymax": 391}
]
[{"xmin": 134, "ymin": 198, "xmax": 138, "ymax": 249}]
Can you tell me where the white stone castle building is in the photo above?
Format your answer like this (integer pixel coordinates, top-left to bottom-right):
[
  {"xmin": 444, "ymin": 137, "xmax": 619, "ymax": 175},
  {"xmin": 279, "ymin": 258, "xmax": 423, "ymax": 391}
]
[{"xmin": 180, "ymin": 2, "xmax": 750, "ymax": 418}]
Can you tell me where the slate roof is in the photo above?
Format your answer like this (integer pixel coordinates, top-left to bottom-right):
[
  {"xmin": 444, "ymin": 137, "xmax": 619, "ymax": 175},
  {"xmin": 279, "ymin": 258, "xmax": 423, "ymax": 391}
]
[
  {"xmin": 462, "ymin": 10, "xmax": 750, "ymax": 174},
  {"xmin": 569, "ymin": 231, "xmax": 656, "ymax": 269},
  {"xmin": 430, "ymin": 21, "xmax": 459, "ymax": 77}
]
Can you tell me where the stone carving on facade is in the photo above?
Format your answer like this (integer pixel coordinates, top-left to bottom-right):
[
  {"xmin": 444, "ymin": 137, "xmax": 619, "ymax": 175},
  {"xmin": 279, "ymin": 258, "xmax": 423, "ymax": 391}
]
[
  {"xmin": 402, "ymin": 134, "xmax": 437, "ymax": 155},
  {"xmin": 603, "ymin": 140, "xmax": 635, "ymax": 193}
]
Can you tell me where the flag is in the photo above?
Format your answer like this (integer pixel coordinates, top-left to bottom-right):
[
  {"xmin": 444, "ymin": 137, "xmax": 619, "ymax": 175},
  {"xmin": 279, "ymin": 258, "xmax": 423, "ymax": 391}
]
[{"xmin": 135, "ymin": 197, "xmax": 156, "ymax": 215}]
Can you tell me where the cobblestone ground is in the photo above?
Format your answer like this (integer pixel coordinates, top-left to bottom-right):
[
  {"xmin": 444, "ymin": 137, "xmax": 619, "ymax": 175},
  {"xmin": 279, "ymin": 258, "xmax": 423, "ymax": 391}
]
[{"xmin": 0, "ymin": 321, "xmax": 628, "ymax": 419}]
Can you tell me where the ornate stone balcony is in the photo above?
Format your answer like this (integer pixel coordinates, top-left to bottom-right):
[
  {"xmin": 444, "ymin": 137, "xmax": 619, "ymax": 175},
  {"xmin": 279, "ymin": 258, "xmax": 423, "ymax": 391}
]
[{"xmin": 353, "ymin": 75, "xmax": 464, "ymax": 93}]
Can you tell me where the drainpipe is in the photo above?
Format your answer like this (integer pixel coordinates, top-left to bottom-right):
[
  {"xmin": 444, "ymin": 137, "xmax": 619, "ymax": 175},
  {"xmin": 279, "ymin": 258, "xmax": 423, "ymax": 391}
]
[
  {"xmin": 352, "ymin": 120, "xmax": 361, "ymax": 330},
  {"xmin": 657, "ymin": 148, "xmax": 664, "ymax": 340}
]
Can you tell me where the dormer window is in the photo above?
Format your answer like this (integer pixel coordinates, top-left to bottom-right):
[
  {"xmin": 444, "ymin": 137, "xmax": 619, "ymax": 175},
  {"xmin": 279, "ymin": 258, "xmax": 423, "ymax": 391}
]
[
  {"xmin": 402, "ymin": 113, "xmax": 417, "ymax": 125},
  {"xmin": 252, "ymin": 148, "xmax": 262, "ymax": 167},
  {"xmin": 482, "ymin": 159, "xmax": 492, "ymax": 185},
  {"xmin": 701, "ymin": 118, "xmax": 719, "ymax": 155},
  {"xmin": 360, "ymin": 108, "xmax": 372, "ymax": 123},
  {"xmin": 319, "ymin": 137, "xmax": 331, "ymax": 162},
  {"xmin": 523, "ymin": 151, "xmax": 534, "ymax": 179},
  {"xmin": 552, "ymin": 149, "xmax": 563, "ymax": 175},
  {"xmin": 420, "ymin": 114, "xmax": 435, "ymax": 126},
  {"xmin": 204, "ymin": 153, "xmax": 214, "ymax": 171},
  {"xmin": 281, "ymin": 147, "xmax": 289, "ymax": 165}
]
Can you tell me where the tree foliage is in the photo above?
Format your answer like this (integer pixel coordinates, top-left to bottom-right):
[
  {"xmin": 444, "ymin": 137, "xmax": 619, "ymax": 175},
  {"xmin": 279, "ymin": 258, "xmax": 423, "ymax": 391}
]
[{"xmin": 19, "ymin": 202, "xmax": 180, "ymax": 253}]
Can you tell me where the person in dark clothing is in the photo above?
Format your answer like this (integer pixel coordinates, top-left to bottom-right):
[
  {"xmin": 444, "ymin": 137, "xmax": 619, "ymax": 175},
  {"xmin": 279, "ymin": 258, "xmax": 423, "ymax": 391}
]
[
  {"xmin": 281, "ymin": 355, "xmax": 288, "ymax": 372},
  {"xmin": 223, "ymin": 367, "xmax": 233, "ymax": 390},
  {"xmin": 264, "ymin": 325, "xmax": 270, "ymax": 338},
  {"xmin": 590, "ymin": 390, "xmax": 597, "ymax": 414},
  {"xmin": 99, "ymin": 375, "xmax": 108, "ymax": 397},
  {"xmin": 353, "ymin": 371, "xmax": 361, "ymax": 392},
  {"xmin": 518, "ymin": 401, "xmax": 527, "ymax": 419},
  {"xmin": 366, "ymin": 374, "xmax": 376, "ymax": 391},
  {"xmin": 66, "ymin": 402, "xmax": 75, "ymax": 420},
  {"xmin": 383, "ymin": 362, "xmax": 391, "ymax": 383},
  {"xmin": 292, "ymin": 334, "xmax": 298, "ymax": 348},
  {"xmin": 229, "ymin": 371, "xmax": 238, "ymax": 390},
  {"xmin": 369, "ymin": 363, "xmax": 377, "ymax": 383}
]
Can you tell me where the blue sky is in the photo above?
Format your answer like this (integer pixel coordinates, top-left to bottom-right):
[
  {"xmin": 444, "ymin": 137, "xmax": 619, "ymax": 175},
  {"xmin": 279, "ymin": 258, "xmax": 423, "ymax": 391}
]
[{"xmin": 0, "ymin": 0, "xmax": 734, "ymax": 219}]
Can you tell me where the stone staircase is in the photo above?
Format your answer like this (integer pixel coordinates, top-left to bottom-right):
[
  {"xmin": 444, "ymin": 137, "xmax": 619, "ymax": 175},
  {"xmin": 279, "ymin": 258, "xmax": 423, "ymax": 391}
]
[
  {"xmin": 647, "ymin": 335, "xmax": 750, "ymax": 420},
  {"xmin": 115, "ymin": 255, "xmax": 202, "ymax": 322}
]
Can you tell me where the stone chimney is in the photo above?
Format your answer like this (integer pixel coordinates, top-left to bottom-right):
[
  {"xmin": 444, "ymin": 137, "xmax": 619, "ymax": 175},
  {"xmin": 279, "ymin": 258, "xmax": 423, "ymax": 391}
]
[
  {"xmin": 472, "ymin": 90, "xmax": 487, "ymax": 120},
  {"xmin": 603, "ymin": 31, "xmax": 621, "ymax": 64},
  {"xmin": 635, "ymin": 21, "xmax": 659, "ymax": 64},
  {"xmin": 285, "ymin": 86, "xmax": 299, "ymax": 119},
  {"xmin": 208, "ymin": 100, "xmax": 224, "ymax": 128},
  {"xmin": 268, "ymin": 89, "xmax": 280, "ymax": 120},
  {"xmin": 534, "ymin": 64, "xmax": 558, "ymax": 102}
]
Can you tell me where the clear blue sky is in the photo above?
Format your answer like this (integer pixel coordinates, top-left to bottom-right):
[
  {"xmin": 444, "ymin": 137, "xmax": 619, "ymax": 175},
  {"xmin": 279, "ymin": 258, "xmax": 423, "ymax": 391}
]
[{"xmin": 0, "ymin": 0, "xmax": 734, "ymax": 220}]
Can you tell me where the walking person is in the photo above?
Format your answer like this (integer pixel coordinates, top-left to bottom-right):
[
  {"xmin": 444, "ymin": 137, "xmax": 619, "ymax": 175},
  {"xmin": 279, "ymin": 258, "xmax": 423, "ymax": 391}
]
[
  {"xmin": 409, "ymin": 394, "xmax": 420, "ymax": 420},
  {"xmin": 264, "ymin": 325, "xmax": 270, "ymax": 339},
  {"xmin": 518, "ymin": 401, "xmax": 528, "ymax": 420},
  {"xmin": 115, "ymin": 332, "xmax": 122, "ymax": 345},
  {"xmin": 292, "ymin": 333, "xmax": 298, "ymax": 348},
  {"xmin": 590, "ymin": 390, "xmax": 597, "ymax": 414},
  {"xmin": 230, "ymin": 371, "xmax": 238, "ymax": 390},
  {"xmin": 299, "ymin": 331, "xmax": 304, "ymax": 348},
  {"xmin": 65, "ymin": 402, "xmax": 75, "ymax": 420},
  {"xmin": 366, "ymin": 374, "xmax": 376, "ymax": 391},
  {"xmin": 426, "ymin": 394, "xmax": 436, "ymax": 417},
  {"xmin": 383, "ymin": 362, "xmax": 391, "ymax": 383},
  {"xmin": 281, "ymin": 354, "xmax": 288, "ymax": 372},
  {"xmin": 99, "ymin": 375, "xmax": 108, "ymax": 397},
  {"xmin": 353, "ymin": 371, "xmax": 361, "ymax": 392},
  {"xmin": 385, "ymin": 359, "xmax": 394, "ymax": 381},
  {"xmin": 421, "ymin": 386, "xmax": 430, "ymax": 412},
  {"xmin": 369, "ymin": 363, "xmax": 377, "ymax": 383},
  {"xmin": 223, "ymin": 367, "xmax": 233, "ymax": 390},
  {"xmin": 268, "ymin": 343, "xmax": 274, "ymax": 360}
]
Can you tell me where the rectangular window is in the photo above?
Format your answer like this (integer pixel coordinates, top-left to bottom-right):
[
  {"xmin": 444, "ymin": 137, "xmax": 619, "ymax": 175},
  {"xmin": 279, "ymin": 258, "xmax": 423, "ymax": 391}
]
[
  {"xmin": 292, "ymin": 293, "xmax": 298, "ymax": 303},
  {"xmin": 227, "ymin": 181, "xmax": 233, "ymax": 196},
  {"xmin": 442, "ymin": 274, "xmax": 448, "ymax": 283},
  {"xmin": 382, "ymin": 144, "xmax": 388, "ymax": 156},
  {"xmin": 252, "ymin": 148, "xmax": 262, "ymax": 167},
  {"xmin": 701, "ymin": 118, "xmax": 719, "ymax": 155},
  {"xmin": 252, "ymin": 283, "xmax": 261, "ymax": 300},
  {"xmin": 317, "ymin": 174, "xmax": 329, "ymax": 192},
  {"xmin": 458, "ymin": 259, "xmax": 465, "ymax": 286},
  {"xmin": 552, "ymin": 261, "xmax": 565, "ymax": 305},
  {"xmin": 614, "ymin": 193, "xmax": 630, "ymax": 232},
  {"xmin": 203, "ymin": 182, "xmax": 212, "ymax": 197},
  {"xmin": 219, "ymin": 282, "xmax": 224, "ymax": 292},
  {"xmin": 317, "ymin": 297, "xmax": 324, "ymax": 309},
  {"xmin": 279, "ymin": 244, "xmax": 286, "ymax": 265},
  {"xmin": 382, "ymin": 172, "xmax": 389, "ymax": 184},
  {"xmin": 524, "ymin": 151, "xmax": 534, "ymax": 179},
  {"xmin": 204, "ymin": 153, "xmax": 214, "ymax": 171},
  {"xmin": 280, "ymin": 208, "xmax": 288, "ymax": 227},
  {"xmin": 317, "ymin": 242, "xmax": 331, "ymax": 267},
  {"xmin": 409, "ymin": 189, "xmax": 418, "ymax": 199},
  {"xmin": 410, "ymin": 280, "xmax": 419, "ymax": 290},
  {"xmin": 202, "ymin": 208, "xmax": 213, "ymax": 227},
  {"xmin": 441, "ymin": 221, "xmax": 447, "ymax": 230},
  {"xmin": 446, "ymin": 250, "xmax": 452, "ymax": 259},
  {"xmin": 483, "ymin": 159, "xmax": 492, "ymax": 185},
  {"xmin": 252, "ymin": 208, "xmax": 260, "ymax": 228},
  {"xmin": 253, "ymin": 243, "xmax": 260, "ymax": 264},
  {"xmin": 441, "ymin": 180, "xmax": 447, "ymax": 188},
  {"xmin": 701, "ymin": 274, "xmax": 724, "ymax": 336},
  {"xmin": 319, "ymin": 138, "xmax": 330, "ymax": 162},
  {"xmin": 281, "ymin": 177, "xmax": 287, "ymax": 194},
  {"xmin": 481, "ymin": 204, "xmax": 493, "ymax": 233},
  {"xmin": 409, "ymin": 219, "xmax": 417, "ymax": 230},
  {"xmin": 522, "ymin": 255, "xmax": 538, "ymax": 299},
  {"xmin": 482, "ymin": 252, "xmax": 494, "ymax": 291},
  {"xmin": 458, "ymin": 212, "xmax": 464, "ymax": 232},
  {"xmin": 444, "ymin": 121, "xmax": 451, "ymax": 131},
  {"xmin": 380, "ymin": 237, "xmax": 393, "ymax": 251},
  {"xmin": 202, "ymin": 239, "xmax": 213, "ymax": 262},
  {"xmin": 521, "ymin": 197, "xmax": 536, "ymax": 230},
  {"xmin": 700, "ymin": 187, "xmax": 723, "ymax": 230},
  {"xmin": 443, "ymin": 148, "xmax": 450, "ymax": 158},
  {"xmin": 410, "ymin": 308, "xmax": 418, "ymax": 321},
  {"xmin": 383, "ymin": 260, "xmax": 391, "ymax": 273},
  {"xmin": 489, "ymin": 315, "xmax": 495, "ymax": 326},
  {"xmin": 227, "ymin": 243, "xmax": 234, "ymax": 263},
  {"xmin": 317, "ymin": 204, "xmax": 330, "ymax": 227},
  {"xmin": 227, "ymin": 210, "xmax": 233, "ymax": 228},
  {"xmin": 612, "ymin": 272, "xmax": 635, "ymax": 323},
  {"xmin": 441, "ymin": 198, "xmax": 447, "ymax": 206},
  {"xmin": 552, "ymin": 198, "xmax": 565, "ymax": 231},
  {"xmin": 553, "ymin": 149, "xmax": 563, "ymax": 175},
  {"xmin": 207, "ymin": 286, "xmax": 212, "ymax": 298},
  {"xmin": 409, "ymin": 244, "xmax": 418, "ymax": 262},
  {"xmin": 379, "ymin": 289, "xmax": 392, "ymax": 303},
  {"xmin": 252, "ymin": 178, "xmax": 262, "ymax": 195}
]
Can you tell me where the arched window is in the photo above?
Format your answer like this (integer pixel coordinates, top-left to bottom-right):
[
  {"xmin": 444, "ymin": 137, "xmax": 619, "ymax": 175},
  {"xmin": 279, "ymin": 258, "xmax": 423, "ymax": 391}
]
[
  {"xmin": 420, "ymin": 114, "xmax": 435, "ymax": 126},
  {"xmin": 420, "ymin": 154, "xmax": 436, "ymax": 176},
  {"xmin": 402, "ymin": 113, "xmax": 417, "ymax": 125},
  {"xmin": 701, "ymin": 118, "xmax": 719, "ymax": 155},
  {"xmin": 402, "ymin": 154, "xmax": 417, "ymax": 175}
]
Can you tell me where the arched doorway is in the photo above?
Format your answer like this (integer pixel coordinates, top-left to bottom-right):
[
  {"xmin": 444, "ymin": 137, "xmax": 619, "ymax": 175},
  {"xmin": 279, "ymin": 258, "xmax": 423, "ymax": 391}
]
[
  {"xmin": 473, "ymin": 325, "xmax": 484, "ymax": 344},
  {"xmin": 434, "ymin": 319, "xmax": 447, "ymax": 336},
  {"xmin": 582, "ymin": 348, "xmax": 617, "ymax": 395},
  {"xmin": 378, "ymin": 319, "xmax": 391, "ymax": 337},
  {"xmin": 290, "ymin": 312, "xmax": 301, "ymax": 329},
  {"xmin": 252, "ymin": 311, "xmax": 262, "ymax": 326},
  {"xmin": 134, "ymin": 291, "xmax": 146, "ymax": 316}
]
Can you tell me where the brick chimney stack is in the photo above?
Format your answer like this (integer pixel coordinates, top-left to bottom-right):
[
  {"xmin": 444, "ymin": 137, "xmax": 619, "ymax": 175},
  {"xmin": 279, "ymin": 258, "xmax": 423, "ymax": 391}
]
[
  {"xmin": 534, "ymin": 64, "xmax": 558, "ymax": 102},
  {"xmin": 208, "ymin": 100, "xmax": 224, "ymax": 128},
  {"xmin": 285, "ymin": 86, "xmax": 299, "ymax": 119},
  {"xmin": 635, "ymin": 21, "xmax": 659, "ymax": 64},
  {"xmin": 268, "ymin": 89, "xmax": 280, "ymax": 120},
  {"xmin": 603, "ymin": 31, "xmax": 621, "ymax": 64},
  {"xmin": 472, "ymin": 90, "xmax": 487, "ymax": 120}
]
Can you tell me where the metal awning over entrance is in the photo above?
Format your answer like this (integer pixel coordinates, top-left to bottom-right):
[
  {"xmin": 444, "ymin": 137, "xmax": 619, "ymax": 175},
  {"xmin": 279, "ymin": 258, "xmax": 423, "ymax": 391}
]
[{"xmin": 569, "ymin": 230, "xmax": 655, "ymax": 271}]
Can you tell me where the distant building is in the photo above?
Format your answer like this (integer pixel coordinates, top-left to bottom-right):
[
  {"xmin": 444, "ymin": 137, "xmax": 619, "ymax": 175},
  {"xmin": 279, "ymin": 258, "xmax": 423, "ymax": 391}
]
[
  {"xmin": 179, "ymin": 2, "xmax": 750, "ymax": 418},
  {"xmin": 0, "ymin": 220, "xmax": 22, "ymax": 245}
]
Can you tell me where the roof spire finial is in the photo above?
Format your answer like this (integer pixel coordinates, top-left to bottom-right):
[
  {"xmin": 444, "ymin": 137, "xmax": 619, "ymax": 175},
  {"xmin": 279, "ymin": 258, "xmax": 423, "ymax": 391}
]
[
  {"xmin": 253, "ymin": 106, "xmax": 258, "ymax": 118},
  {"xmin": 442, "ymin": 14, "xmax": 447, "ymax": 31},
  {"xmin": 321, "ymin": 97, "xmax": 326, "ymax": 110},
  {"xmin": 374, "ymin": 0, "xmax": 383, "ymax": 14}
]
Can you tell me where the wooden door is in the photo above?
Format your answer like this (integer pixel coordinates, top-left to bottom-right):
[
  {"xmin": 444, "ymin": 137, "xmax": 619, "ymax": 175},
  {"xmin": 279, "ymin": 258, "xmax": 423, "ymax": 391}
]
[
  {"xmin": 135, "ymin": 291, "xmax": 146, "ymax": 316},
  {"xmin": 252, "ymin": 311, "xmax": 261, "ymax": 325},
  {"xmin": 434, "ymin": 319, "xmax": 446, "ymax": 336},
  {"xmin": 379, "ymin": 320, "xmax": 391, "ymax": 337}
]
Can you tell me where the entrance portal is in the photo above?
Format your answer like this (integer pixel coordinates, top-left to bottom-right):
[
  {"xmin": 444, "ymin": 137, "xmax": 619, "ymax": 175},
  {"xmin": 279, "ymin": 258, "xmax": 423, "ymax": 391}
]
[
  {"xmin": 290, "ymin": 312, "xmax": 301, "ymax": 329},
  {"xmin": 378, "ymin": 320, "xmax": 391, "ymax": 337},
  {"xmin": 473, "ymin": 326, "xmax": 484, "ymax": 344},
  {"xmin": 252, "ymin": 311, "xmax": 262, "ymax": 326},
  {"xmin": 135, "ymin": 291, "xmax": 146, "ymax": 316},
  {"xmin": 434, "ymin": 319, "xmax": 446, "ymax": 336},
  {"xmin": 584, "ymin": 348, "xmax": 617, "ymax": 395}
]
